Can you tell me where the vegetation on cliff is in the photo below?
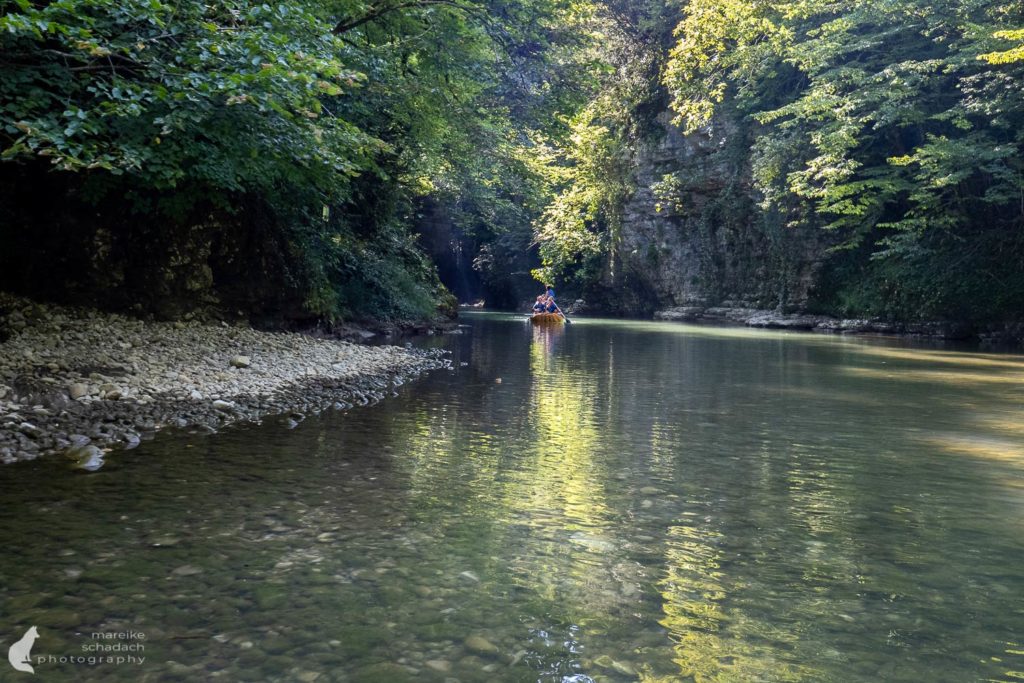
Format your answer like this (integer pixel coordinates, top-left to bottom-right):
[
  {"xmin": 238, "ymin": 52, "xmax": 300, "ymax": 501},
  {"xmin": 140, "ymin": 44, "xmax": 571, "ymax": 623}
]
[
  {"xmin": 0, "ymin": 0, "xmax": 585, "ymax": 323},
  {"xmin": 531, "ymin": 0, "xmax": 1024, "ymax": 322},
  {"xmin": 2, "ymin": 0, "xmax": 1022, "ymax": 324},
  {"xmin": 662, "ymin": 0, "xmax": 1024, "ymax": 321}
]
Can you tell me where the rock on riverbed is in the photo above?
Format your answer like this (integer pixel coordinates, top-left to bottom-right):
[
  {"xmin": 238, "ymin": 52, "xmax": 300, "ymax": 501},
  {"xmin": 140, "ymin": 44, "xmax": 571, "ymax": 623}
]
[{"xmin": 0, "ymin": 293, "xmax": 448, "ymax": 464}]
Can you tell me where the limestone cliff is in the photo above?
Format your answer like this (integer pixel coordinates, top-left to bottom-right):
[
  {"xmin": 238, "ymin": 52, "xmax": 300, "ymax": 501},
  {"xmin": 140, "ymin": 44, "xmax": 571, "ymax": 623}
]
[{"xmin": 608, "ymin": 111, "xmax": 833, "ymax": 314}]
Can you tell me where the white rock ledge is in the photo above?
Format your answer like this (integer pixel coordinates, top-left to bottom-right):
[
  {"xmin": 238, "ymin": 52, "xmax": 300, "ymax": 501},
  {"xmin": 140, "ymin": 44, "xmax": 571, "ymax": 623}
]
[{"xmin": 654, "ymin": 306, "xmax": 975, "ymax": 339}]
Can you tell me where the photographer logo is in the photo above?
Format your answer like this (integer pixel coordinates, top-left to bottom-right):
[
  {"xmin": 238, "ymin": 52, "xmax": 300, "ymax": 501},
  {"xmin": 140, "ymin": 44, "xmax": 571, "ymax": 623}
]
[
  {"xmin": 7, "ymin": 626, "xmax": 38, "ymax": 674},
  {"xmin": 6, "ymin": 626, "xmax": 146, "ymax": 673}
]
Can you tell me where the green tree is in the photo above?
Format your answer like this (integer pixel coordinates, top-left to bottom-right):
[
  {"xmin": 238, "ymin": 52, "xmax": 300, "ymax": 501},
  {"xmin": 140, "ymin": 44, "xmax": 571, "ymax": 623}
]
[
  {"xmin": 0, "ymin": 0, "xmax": 595, "ymax": 321},
  {"xmin": 664, "ymin": 0, "xmax": 1024, "ymax": 320},
  {"xmin": 530, "ymin": 0, "xmax": 676, "ymax": 297}
]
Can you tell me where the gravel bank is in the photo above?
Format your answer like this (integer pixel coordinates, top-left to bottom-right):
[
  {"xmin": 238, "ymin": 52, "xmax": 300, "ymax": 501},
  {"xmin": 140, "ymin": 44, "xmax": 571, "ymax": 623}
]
[{"xmin": 0, "ymin": 294, "xmax": 448, "ymax": 465}]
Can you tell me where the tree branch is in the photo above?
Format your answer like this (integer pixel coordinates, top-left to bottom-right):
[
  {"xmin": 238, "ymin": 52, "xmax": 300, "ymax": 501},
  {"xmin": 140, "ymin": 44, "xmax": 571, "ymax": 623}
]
[{"xmin": 333, "ymin": 0, "xmax": 480, "ymax": 35}]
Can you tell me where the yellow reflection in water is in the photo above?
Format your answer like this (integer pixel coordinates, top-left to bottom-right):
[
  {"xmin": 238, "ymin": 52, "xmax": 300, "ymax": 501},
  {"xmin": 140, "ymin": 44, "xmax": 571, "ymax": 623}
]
[
  {"xmin": 523, "ymin": 325, "xmax": 610, "ymax": 530},
  {"xmin": 657, "ymin": 524, "xmax": 816, "ymax": 682},
  {"xmin": 926, "ymin": 435, "xmax": 1024, "ymax": 464},
  {"xmin": 853, "ymin": 346, "xmax": 1024, "ymax": 370},
  {"xmin": 520, "ymin": 325, "xmax": 606, "ymax": 524},
  {"xmin": 980, "ymin": 415, "xmax": 1024, "ymax": 437},
  {"xmin": 843, "ymin": 366, "xmax": 1024, "ymax": 386},
  {"xmin": 493, "ymin": 325, "xmax": 631, "ymax": 615}
]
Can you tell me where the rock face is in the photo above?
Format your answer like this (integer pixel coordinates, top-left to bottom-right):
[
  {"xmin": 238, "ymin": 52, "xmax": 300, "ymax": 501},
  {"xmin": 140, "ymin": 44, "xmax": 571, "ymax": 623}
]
[
  {"xmin": 609, "ymin": 111, "xmax": 833, "ymax": 314},
  {"xmin": 413, "ymin": 197, "xmax": 535, "ymax": 309},
  {"xmin": 0, "ymin": 163, "xmax": 453, "ymax": 327},
  {"xmin": 0, "ymin": 161, "xmax": 297, "ymax": 322}
]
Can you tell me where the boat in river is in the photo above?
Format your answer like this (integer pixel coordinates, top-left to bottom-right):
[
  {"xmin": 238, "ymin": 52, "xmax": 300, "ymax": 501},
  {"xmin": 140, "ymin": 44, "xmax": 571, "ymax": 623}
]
[{"xmin": 530, "ymin": 312, "xmax": 565, "ymax": 325}]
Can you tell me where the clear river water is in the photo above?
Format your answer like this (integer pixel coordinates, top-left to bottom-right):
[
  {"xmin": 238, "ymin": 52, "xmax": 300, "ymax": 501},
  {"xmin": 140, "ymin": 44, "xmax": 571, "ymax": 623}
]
[{"xmin": 2, "ymin": 311, "xmax": 1024, "ymax": 682}]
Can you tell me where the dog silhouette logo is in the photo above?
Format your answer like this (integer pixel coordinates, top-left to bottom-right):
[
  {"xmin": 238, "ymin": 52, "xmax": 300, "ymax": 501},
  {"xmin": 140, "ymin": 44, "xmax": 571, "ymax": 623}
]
[{"xmin": 7, "ymin": 626, "xmax": 38, "ymax": 674}]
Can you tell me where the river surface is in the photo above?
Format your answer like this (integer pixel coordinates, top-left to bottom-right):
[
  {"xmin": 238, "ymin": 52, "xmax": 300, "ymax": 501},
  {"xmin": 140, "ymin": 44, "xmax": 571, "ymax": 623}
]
[{"xmin": 2, "ymin": 311, "xmax": 1024, "ymax": 682}]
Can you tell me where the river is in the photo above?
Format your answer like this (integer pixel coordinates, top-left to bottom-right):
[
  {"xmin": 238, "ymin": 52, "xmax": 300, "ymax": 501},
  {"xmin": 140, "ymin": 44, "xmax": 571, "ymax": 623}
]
[{"xmin": 2, "ymin": 311, "xmax": 1023, "ymax": 682}]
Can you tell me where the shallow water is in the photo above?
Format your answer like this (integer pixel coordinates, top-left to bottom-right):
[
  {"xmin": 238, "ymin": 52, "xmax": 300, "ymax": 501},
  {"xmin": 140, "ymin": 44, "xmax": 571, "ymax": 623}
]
[{"xmin": 2, "ymin": 311, "xmax": 1024, "ymax": 682}]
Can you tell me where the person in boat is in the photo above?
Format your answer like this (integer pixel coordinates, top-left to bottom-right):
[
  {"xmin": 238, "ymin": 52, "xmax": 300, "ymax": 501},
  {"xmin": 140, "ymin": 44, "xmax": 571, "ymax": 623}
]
[
  {"xmin": 544, "ymin": 284, "xmax": 556, "ymax": 307},
  {"xmin": 538, "ymin": 284, "xmax": 560, "ymax": 312},
  {"xmin": 532, "ymin": 296, "xmax": 547, "ymax": 313},
  {"xmin": 537, "ymin": 284, "xmax": 556, "ymax": 305}
]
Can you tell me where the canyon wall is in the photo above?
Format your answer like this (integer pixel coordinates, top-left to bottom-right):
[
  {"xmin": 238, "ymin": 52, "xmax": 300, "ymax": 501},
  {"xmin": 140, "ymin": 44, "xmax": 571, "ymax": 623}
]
[{"xmin": 610, "ymin": 112, "xmax": 833, "ymax": 315}]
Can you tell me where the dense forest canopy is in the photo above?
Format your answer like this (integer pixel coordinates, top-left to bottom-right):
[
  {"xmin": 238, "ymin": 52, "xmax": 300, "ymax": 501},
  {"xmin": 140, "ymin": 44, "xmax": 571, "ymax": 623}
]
[
  {"xmin": 1, "ymin": 0, "xmax": 1023, "ymax": 324},
  {"xmin": 0, "ymin": 0, "xmax": 593, "ymax": 321}
]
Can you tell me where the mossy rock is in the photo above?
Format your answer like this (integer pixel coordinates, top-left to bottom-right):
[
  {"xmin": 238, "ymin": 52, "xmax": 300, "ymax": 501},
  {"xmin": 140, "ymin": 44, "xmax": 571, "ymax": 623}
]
[
  {"xmin": 261, "ymin": 636, "xmax": 292, "ymax": 655},
  {"xmin": 415, "ymin": 622, "xmax": 463, "ymax": 641},
  {"xmin": 330, "ymin": 625, "xmax": 392, "ymax": 652},
  {"xmin": 353, "ymin": 662, "xmax": 414, "ymax": 683},
  {"xmin": 34, "ymin": 609, "xmax": 82, "ymax": 629},
  {"xmin": 252, "ymin": 585, "xmax": 289, "ymax": 610}
]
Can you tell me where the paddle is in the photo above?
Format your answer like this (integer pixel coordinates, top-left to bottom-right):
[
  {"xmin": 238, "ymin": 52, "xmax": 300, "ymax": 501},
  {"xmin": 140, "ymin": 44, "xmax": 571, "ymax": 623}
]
[{"xmin": 552, "ymin": 303, "xmax": 572, "ymax": 324}]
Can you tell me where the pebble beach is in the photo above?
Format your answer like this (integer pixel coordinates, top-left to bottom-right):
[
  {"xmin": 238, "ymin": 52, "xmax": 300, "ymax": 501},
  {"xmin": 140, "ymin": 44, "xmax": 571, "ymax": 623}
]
[{"xmin": 0, "ymin": 294, "xmax": 447, "ymax": 465}]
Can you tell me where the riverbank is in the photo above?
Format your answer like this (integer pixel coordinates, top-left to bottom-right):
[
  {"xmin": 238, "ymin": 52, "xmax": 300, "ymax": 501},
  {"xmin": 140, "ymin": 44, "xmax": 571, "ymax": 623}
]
[
  {"xmin": 653, "ymin": 306, "xmax": 1024, "ymax": 346},
  {"xmin": 0, "ymin": 294, "xmax": 449, "ymax": 465}
]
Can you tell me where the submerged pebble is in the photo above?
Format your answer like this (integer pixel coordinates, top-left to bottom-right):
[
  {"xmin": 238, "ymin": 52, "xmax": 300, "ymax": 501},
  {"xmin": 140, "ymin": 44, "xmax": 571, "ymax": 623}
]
[
  {"xmin": 458, "ymin": 570, "xmax": 481, "ymax": 584},
  {"xmin": 464, "ymin": 635, "xmax": 499, "ymax": 656}
]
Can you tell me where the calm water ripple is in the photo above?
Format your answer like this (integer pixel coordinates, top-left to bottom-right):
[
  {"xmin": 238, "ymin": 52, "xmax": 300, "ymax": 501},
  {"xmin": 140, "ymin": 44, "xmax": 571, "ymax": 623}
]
[{"xmin": 1, "ymin": 311, "xmax": 1024, "ymax": 682}]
